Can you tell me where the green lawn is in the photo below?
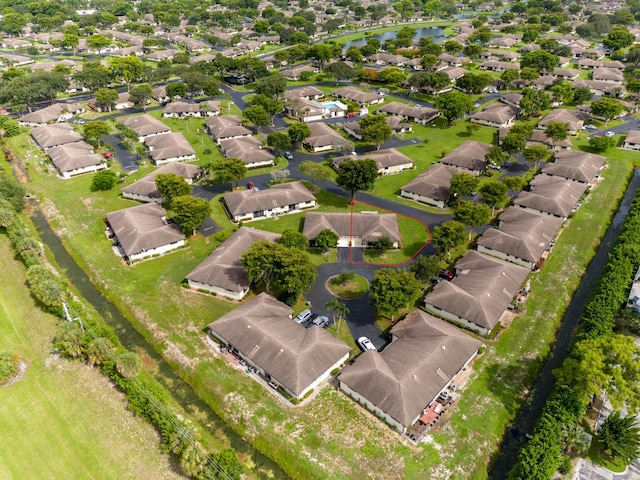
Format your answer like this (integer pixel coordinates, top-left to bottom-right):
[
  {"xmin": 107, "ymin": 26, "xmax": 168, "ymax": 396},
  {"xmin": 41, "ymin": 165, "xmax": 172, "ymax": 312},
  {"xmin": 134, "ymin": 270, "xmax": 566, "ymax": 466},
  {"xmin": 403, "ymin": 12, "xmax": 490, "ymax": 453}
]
[{"xmin": 0, "ymin": 237, "xmax": 184, "ymax": 480}]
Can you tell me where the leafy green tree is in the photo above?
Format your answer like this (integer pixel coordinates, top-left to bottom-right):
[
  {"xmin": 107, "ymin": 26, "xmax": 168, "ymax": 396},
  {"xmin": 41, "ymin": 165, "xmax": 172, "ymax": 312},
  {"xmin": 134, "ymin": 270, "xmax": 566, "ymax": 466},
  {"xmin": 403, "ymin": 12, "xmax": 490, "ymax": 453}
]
[
  {"xmin": 456, "ymin": 72, "xmax": 493, "ymax": 94},
  {"xmin": 435, "ymin": 90, "xmax": 474, "ymax": 126},
  {"xmin": 266, "ymin": 131, "xmax": 291, "ymax": 153},
  {"xmin": 254, "ymin": 73, "xmax": 287, "ymax": 98},
  {"xmin": 524, "ymin": 145, "xmax": 552, "ymax": 167},
  {"xmin": 453, "ymin": 201, "xmax": 491, "ymax": 240},
  {"xmin": 410, "ymin": 254, "xmax": 441, "ymax": 285},
  {"xmin": 589, "ymin": 135, "xmax": 617, "ymax": 151},
  {"xmin": 109, "ymin": 55, "xmax": 144, "ymax": 88},
  {"xmin": 431, "ymin": 220, "xmax": 466, "ymax": 257},
  {"xmin": 544, "ymin": 121, "xmax": 569, "ymax": 148},
  {"xmin": 299, "ymin": 160, "xmax": 330, "ymax": 188},
  {"xmin": 250, "ymin": 94, "xmax": 283, "ymax": 125},
  {"xmin": 129, "ymin": 83, "xmax": 153, "ymax": 110},
  {"xmin": 83, "ymin": 121, "xmax": 110, "ymax": 145},
  {"xmin": 243, "ymin": 105, "xmax": 269, "ymax": 127},
  {"xmin": 591, "ymin": 97, "xmax": 624, "ymax": 125},
  {"xmin": 288, "ymin": 122, "xmax": 312, "ymax": 144},
  {"xmin": 335, "ymin": 158, "xmax": 379, "ymax": 202},
  {"xmin": 86, "ymin": 337, "xmax": 115, "ymax": 367},
  {"xmin": 479, "ymin": 180, "xmax": 508, "ymax": 214},
  {"xmin": 278, "ymin": 229, "xmax": 309, "ymax": 250},
  {"xmin": 0, "ymin": 351, "xmax": 20, "ymax": 382},
  {"xmin": 369, "ymin": 268, "xmax": 422, "ymax": 321},
  {"xmin": 510, "ymin": 413, "xmax": 563, "ymax": 480},
  {"xmin": 502, "ymin": 176, "xmax": 528, "ymax": 199},
  {"xmin": 315, "ymin": 229, "xmax": 339, "ymax": 250},
  {"xmin": 501, "ymin": 68, "xmax": 520, "ymax": 91},
  {"xmin": 202, "ymin": 78, "xmax": 220, "ymax": 97},
  {"xmin": 26, "ymin": 264, "xmax": 64, "ymax": 311},
  {"xmin": 449, "ymin": 172, "xmax": 478, "ymax": 200},
  {"xmin": 369, "ymin": 236, "xmax": 394, "ymax": 255},
  {"xmin": 210, "ymin": 448, "xmax": 243, "ymax": 480},
  {"xmin": 156, "ymin": 173, "xmax": 192, "ymax": 206},
  {"xmin": 604, "ymin": 26, "xmax": 635, "ymax": 51},
  {"xmin": 0, "ymin": 178, "xmax": 26, "ymax": 212},
  {"xmin": 519, "ymin": 88, "xmax": 551, "ymax": 118},
  {"xmin": 324, "ymin": 61, "xmax": 357, "ymax": 83},
  {"xmin": 573, "ymin": 86, "xmax": 593, "ymax": 105},
  {"xmin": 0, "ymin": 70, "xmax": 69, "ymax": 111},
  {"xmin": 326, "ymin": 298, "xmax": 349, "ymax": 331},
  {"xmin": 520, "ymin": 50, "xmax": 558, "ymax": 73},
  {"xmin": 502, "ymin": 133, "xmax": 527, "ymax": 155},
  {"xmin": 242, "ymin": 241, "xmax": 316, "ymax": 295},
  {"xmin": 90, "ymin": 170, "xmax": 118, "ymax": 191},
  {"xmin": 54, "ymin": 321, "xmax": 85, "ymax": 359},
  {"xmin": 359, "ymin": 114, "xmax": 392, "ymax": 149},
  {"xmin": 166, "ymin": 82, "xmax": 187, "ymax": 100},
  {"xmin": 94, "ymin": 88, "xmax": 119, "ymax": 112},
  {"xmin": 485, "ymin": 146, "xmax": 510, "ymax": 168},
  {"xmin": 171, "ymin": 195, "xmax": 211, "ymax": 235},
  {"xmin": 210, "ymin": 157, "xmax": 247, "ymax": 190},
  {"xmin": 116, "ymin": 351, "xmax": 142, "ymax": 378},
  {"xmin": 554, "ymin": 334, "xmax": 640, "ymax": 410},
  {"xmin": 597, "ymin": 411, "xmax": 640, "ymax": 464}
]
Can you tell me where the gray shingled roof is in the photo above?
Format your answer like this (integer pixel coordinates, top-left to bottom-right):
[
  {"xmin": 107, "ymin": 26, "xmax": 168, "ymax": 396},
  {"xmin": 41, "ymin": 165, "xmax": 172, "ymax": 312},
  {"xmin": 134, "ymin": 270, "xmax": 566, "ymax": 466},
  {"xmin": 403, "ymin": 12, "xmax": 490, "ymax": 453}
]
[
  {"xmin": 332, "ymin": 148, "xmax": 413, "ymax": 171},
  {"xmin": 542, "ymin": 150, "xmax": 605, "ymax": 183},
  {"xmin": 205, "ymin": 115, "xmax": 252, "ymax": 140},
  {"xmin": 119, "ymin": 114, "xmax": 171, "ymax": 137},
  {"xmin": 477, "ymin": 207, "xmax": 563, "ymax": 264},
  {"xmin": 303, "ymin": 212, "xmax": 401, "ymax": 244},
  {"xmin": 223, "ymin": 181, "xmax": 315, "ymax": 217},
  {"xmin": 219, "ymin": 137, "xmax": 275, "ymax": 165},
  {"xmin": 48, "ymin": 141, "xmax": 104, "ymax": 174},
  {"xmin": 515, "ymin": 176, "xmax": 587, "ymax": 217},
  {"xmin": 208, "ymin": 293, "xmax": 350, "ymax": 396},
  {"xmin": 400, "ymin": 163, "xmax": 460, "ymax": 202},
  {"xmin": 425, "ymin": 250, "xmax": 529, "ymax": 331},
  {"xmin": 31, "ymin": 123, "xmax": 83, "ymax": 149},
  {"xmin": 186, "ymin": 227, "xmax": 280, "ymax": 293},
  {"xmin": 121, "ymin": 163, "xmax": 199, "ymax": 200},
  {"xmin": 105, "ymin": 203, "xmax": 185, "ymax": 258},
  {"xmin": 339, "ymin": 310, "xmax": 481, "ymax": 428},
  {"xmin": 144, "ymin": 132, "xmax": 196, "ymax": 162},
  {"xmin": 440, "ymin": 141, "xmax": 491, "ymax": 172}
]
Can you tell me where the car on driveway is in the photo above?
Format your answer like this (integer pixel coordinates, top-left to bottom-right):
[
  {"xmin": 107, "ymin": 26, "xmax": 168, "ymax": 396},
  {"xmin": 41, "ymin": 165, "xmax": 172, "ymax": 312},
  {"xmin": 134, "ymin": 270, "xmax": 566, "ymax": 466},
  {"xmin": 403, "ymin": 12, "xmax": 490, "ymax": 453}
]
[
  {"xmin": 357, "ymin": 336, "xmax": 377, "ymax": 352},
  {"xmin": 582, "ymin": 124, "xmax": 597, "ymax": 131},
  {"xmin": 295, "ymin": 309, "xmax": 313, "ymax": 324},
  {"xmin": 312, "ymin": 315, "xmax": 329, "ymax": 328},
  {"xmin": 284, "ymin": 151, "xmax": 294, "ymax": 160},
  {"xmin": 439, "ymin": 269, "xmax": 455, "ymax": 281},
  {"xmin": 605, "ymin": 131, "xmax": 615, "ymax": 137},
  {"xmin": 104, "ymin": 152, "xmax": 114, "ymax": 159}
]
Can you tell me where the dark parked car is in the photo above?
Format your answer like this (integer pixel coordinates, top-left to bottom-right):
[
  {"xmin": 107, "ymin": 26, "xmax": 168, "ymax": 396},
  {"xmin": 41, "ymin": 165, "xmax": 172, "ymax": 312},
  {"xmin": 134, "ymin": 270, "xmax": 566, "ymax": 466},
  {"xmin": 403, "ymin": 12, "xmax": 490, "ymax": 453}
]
[{"xmin": 439, "ymin": 269, "xmax": 455, "ymax": 281}]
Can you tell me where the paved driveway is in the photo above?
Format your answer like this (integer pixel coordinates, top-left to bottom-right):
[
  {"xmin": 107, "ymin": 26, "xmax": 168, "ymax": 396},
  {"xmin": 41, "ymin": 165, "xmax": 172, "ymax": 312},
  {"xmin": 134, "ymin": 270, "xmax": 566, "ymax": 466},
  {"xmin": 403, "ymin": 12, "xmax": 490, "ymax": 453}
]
[{"xmin": 101, "ymin": 134, "xmax": 138, "ymax": 172}]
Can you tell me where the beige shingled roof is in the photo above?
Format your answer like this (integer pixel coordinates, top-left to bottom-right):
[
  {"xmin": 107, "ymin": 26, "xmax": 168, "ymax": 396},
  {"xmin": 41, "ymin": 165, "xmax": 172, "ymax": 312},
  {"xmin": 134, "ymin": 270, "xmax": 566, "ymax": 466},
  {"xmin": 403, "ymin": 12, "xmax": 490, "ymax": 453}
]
[
  {"xmin": 186, "ymin": 227, "xmax": 279, "ymax": 293},
  {"xmin": 440, "ymin": 141, "xmax": 491, "ymax": 172},
  {"xmin": 339, "ymin": 310, "xmax": 481, "ymax": 429},
  {"xmin": 47, "ymin": 141, "xmax": 104, "ymax": 174},
  {"xmin": 515, "ymin": 176, "xmax": 587, "ymax": 217},
  {"xmin": 208, "ymin": 293, "xmax": 350, "ymax": 396},
  {"xmin": 542, "ymin": 150, "xmax": 605, "ymax": 183},
  {"xmin": 119, "ymin": 114, "xmax": 171, "ymax": 137},
  {"xmin": 400, "ymin": 163, "xmax": 460, "ymax": 202},
  {"xmin": 332, "ymin": 148, "xmax": 413, "ymax": 171},
  {"xmin": 205, "ymin": 115, "xmax": 252, "ymax": 141},
  {"xmin": 105, "ymin": 203, "xmax": 185, "ymax": 258},
  {"xmin": 425, "ymin": 250, "xmax": 529, "ymax": 331},
  {"xmin": 31, "ymin": 123, "xmax": 83, "ymax": 149},
  {"xmin": 303, "ymin": 212, "xmax": 401, "ymax": 244},
  {"xmin": 223, "ymin": 181, "xmax": 315, "ymax": 217},
  {"xmin": 477, "ymin": 207, "xmax": 563, "ymax": 264},
  {"xmin": 219, "ymin": 137, "xmax": 275, "ymax": 165},
  {"xmin": 144, "ymin": 132, "xmax": 195, "ymax": 162},
  {"xmin": 121, "ymin": 163, "xmax": 200, "ymax": 200}
]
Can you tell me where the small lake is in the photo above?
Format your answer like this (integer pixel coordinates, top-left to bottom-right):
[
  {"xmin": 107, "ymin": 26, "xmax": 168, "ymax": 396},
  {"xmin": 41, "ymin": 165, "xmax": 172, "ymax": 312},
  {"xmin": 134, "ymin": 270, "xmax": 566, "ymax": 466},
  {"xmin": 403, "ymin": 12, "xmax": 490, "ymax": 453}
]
[{"xmin": 343, "ymin": 26, "xmax": 447, "ymax": 48}]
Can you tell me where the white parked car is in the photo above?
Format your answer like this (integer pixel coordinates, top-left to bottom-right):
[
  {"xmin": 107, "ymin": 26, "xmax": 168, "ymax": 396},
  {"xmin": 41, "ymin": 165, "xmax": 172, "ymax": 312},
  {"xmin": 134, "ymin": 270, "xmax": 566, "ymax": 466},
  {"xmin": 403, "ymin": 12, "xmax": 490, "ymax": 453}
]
[
  {"xmin": 605, "ymin": 131, "xmax": 615, "ymax": 137},
  {"xmin": 295, "ymin": 309, "xmax": 313, "ymax": 324},
  {"xmin": 357, "ymin": 336, "xmax": 377, "ymax": 352}
]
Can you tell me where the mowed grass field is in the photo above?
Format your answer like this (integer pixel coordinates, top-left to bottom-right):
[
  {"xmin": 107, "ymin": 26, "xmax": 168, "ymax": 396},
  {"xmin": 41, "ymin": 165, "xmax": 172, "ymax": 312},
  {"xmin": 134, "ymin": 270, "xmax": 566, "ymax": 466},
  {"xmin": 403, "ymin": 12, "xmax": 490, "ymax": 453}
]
[{"xmin": 0, "ymin": 238, "xmax": 185, "ymax": 480}]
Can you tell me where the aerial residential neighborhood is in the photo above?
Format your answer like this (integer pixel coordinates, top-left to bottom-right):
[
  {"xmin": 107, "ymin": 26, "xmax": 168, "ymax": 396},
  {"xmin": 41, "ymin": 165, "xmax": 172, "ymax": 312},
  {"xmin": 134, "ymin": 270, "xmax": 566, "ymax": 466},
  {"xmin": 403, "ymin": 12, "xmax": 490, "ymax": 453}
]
[{"xmin": 2, "ymin": 0, "xmax": 640, "ymax": 479}]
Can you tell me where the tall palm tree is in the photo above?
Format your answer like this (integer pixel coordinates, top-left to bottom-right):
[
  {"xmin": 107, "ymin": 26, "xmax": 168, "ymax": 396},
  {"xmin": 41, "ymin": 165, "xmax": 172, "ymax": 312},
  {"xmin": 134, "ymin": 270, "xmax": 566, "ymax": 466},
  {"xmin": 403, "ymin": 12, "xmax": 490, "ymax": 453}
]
[{"xmin": 326, "ymin": 299, "xmax": 350, "ymax": 332}]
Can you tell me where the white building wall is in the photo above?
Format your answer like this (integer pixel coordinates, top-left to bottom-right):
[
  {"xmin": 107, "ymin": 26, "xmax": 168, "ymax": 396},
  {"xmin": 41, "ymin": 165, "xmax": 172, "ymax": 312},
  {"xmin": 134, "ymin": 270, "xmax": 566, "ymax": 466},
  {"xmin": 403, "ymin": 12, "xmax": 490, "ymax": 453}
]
[
  {"xmin": 477, "ymin": 245, "xmax": 535, "ymax": 269},
  {"xmin": 400, "ymin": 190, "xmax": 446, "ymax": 208},
  {"xmin": 424, "ymin": 302, "xmax": 490, "ymax": 337},
  {"xmin": 154, "ymin": 154, "xmax": 197, "ymax": 165},
  {"xmin": 187, "ymin": 279, "xmax": 247, "ymax": 300},
  {"xmin": 128, "ymin": 239, "xmax": 186, "ymax": 262},
  {"xmin": 121, "ymin": 192, "xmax": 161, "ymax": 203},
  {"xmin": 340, "ymin": 382, "xmax": 406, "ymax": 433},
  {"xmin": 59, "ymin": 163, "xmax": 107, "ymax": 179}
]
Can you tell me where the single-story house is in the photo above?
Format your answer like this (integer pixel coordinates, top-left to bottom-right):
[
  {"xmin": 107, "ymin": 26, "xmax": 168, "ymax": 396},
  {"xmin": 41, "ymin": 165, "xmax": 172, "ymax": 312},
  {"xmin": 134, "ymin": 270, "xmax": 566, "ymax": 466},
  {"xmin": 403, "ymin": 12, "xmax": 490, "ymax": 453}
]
[
  {"xmin": 19, "ymin": 103, "xmax": 84, "ymax": 127},
  {"xmin": 400, "ymin": 163, "xmax": 460, "ymax": 208},
  {"xmin": 205, "ymin": 115, "xmax": 252, "ymax": 143},
  {"xmin": 47, "ymin": 141, "xmax": 107, "ymax": 179},
  {"xmin": 332, "ymin": 148, "xmax": 413, "ymax": 176},
  {"xmin": 163, "ymin": 101, "xmax": 221, "ymax": 118},
  {"xmin": 146, "ymin": 49, "xmax": 177, "ymax": 62},
  {"xmin": 339, "ymin": 309, "xmax": 481, "ymax": 433},
  {"xmin": 144, "ymin": 132, "xmax": 196, "ymax": 165},
  {"xmin": 592, "ymin": 67, "xmax": 624, "ymax": 84},
  {"xmin": 186, "ymin": 227, "xmax": 280, "ymax": 299},
  {"xmin": 208, "ymin": 293, "xmax": 350, "ymax": 400},
  {"xmin": 368, "ymin": 53, "xmax": 410, "ymax": 66},
  {"xmin": 537, "ymin": 110, "xmax": 584, "ymax": 135},
  {"xmin": 302, "ymin": 122, "xmax": 345, "ymax": 152},
  {"xmin": 440, "ymin": 141, "xmax": 491, "ymax": 175},
  {"xmin": 573, "ymin": 80, "xmax": 627, "ymax": 98},
  {"xmin": 31, "ymin": 123, "xmax": 83, "ymax": 150},
  {"xmin": 470, "ymin": 103, "xmax": 518, "ymax": 128},
  {"xmin": 552, "ymin": 68, "xmax": 580, "ymax": 81},
  {"xmin": 477, "ymin": 206, "xmax": 564, "ymax": 269},
  {"xmin": 121, "ymin": 162, "xmax": 200, "ymax": 203},
  {"xmin": 526, "ymin": 129, "xmax": 572, "ymax": 150},
  {"xmin": 541, "ymin": 150, "xmax": 606, "ymax": 184},
  {"xmin": 284, "ymin": 86, "xmax": 325, "ymax": 101},
  {"xmin": 500, "ymin": 93, "xmax": 523, "ymax": 108},
  {"xmin": 424, "ymin": 250, "xmax": 530, "ymax": 336},
  {"xmin": 578, "ymin": 59, "xmax": 625, "ymax": 70},
  {"xmin": 279, "ymin": 64, "xmax": 317, "ymax": 81},
  {"xmin": 219, "ymin": 136, "xmax": 275, "ymax": 168},
  {"xmin": 514, "ymin": 175, "xmax": 588, "ymax": 219},
  {"xmin": 623, "ymin": 130, "xmax": 640, "ymax": 150},
  {"xmin": 438, "ymin": 53, "xmax": 470, "ymax": 67},
  {"xmin": 222, "ymin": 181, "xmax": 316, "ymax": 222},
  {"xmin": 377, "ymin": 102, "xmax": 440, "ymax": 125},
  {"xmin": 152, "ymin": 86, "xmax": 170, "ymax": 104},
  {"xmin": 118, "ymin": 114, "xmax": 172, "ymax": 142},
  {"xmin": 333, "ymin": 87, "xmax": 384, "ymax": 106},
  {"xmin": 114, "ymin": 92, "xmax": 134, "ymax": 110},
  {"xmin": 303, "ymin": 212, "xmax": 401, "ymax": 248},
  {"xmin": 105, "ymin": 203, "xmax": 186, "ymax": 263}
]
